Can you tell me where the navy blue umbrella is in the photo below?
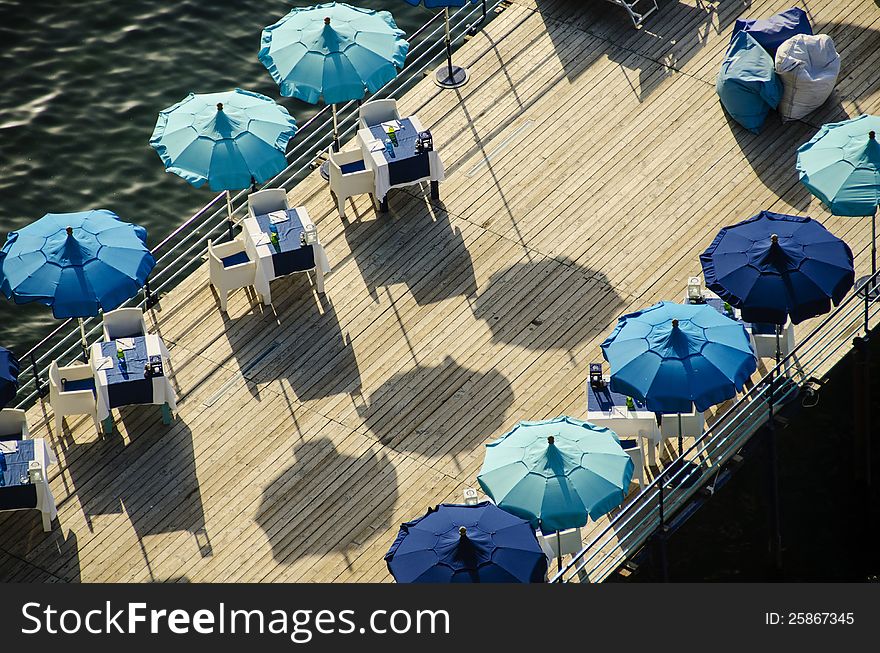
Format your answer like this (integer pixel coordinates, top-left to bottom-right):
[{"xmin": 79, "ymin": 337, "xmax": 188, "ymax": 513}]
[
  {"xmin": 0, "ymin": 347, "xmax": 20, "ymax": 409},
  {"xmin": 700, "ymin": 211, "xmax": 854, "ymax": 326},
  {"xmin": 384, "ymin": 501, "xmax": 547, "ymax": 583}
]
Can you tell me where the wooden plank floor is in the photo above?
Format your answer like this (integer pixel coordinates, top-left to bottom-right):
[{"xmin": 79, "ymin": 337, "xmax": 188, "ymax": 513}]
[{"xmin": 1, "ymin": 0, "xmax": 877, "ymax": 582}]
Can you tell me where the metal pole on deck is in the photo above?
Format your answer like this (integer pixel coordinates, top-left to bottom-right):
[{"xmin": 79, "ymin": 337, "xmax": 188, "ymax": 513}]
[
  {"xmin": 434, "ymin": 8, "xmax": 469, "ymax": 89},
  {"xmin": 226, "ymin": 190, "xmax": 235, "ymax": 240},
  {"xmin": 331, "ymin": 104, "xmax": 340, "ymax": 152},
  {"xmin": 655, "ymin": 475, "xmax": 669, "ymax": 582},
  {"xmin": 767, "ymin": 352, "xmax": 783, "ymax": 573},
  {"xmin": 78, "ymin": 318, "xmax": 89, "ymax": 360}
]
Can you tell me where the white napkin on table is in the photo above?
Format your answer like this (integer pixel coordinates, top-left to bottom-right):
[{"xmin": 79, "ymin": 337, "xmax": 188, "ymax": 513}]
[
  {"xmin": 95, "ymin": 356, "xmax": 115, "ymax": 371},
  {"xmin": 253, "ymin": 232, "xmax": 271, "ymax": 246},
  {"xmin": 380, "ymin": 119, "xmax": 402, "ymax": 132},
  {"xmin": 116, "ymin": 337, "xmax": 136, "ymax": 350},
  {"xmin": 0, "ymin": 440, "xmax": 17, "ymax": 454},
  {"xmin": 268, "ymin": 210, "xmax": 289, "ymax": 224}
]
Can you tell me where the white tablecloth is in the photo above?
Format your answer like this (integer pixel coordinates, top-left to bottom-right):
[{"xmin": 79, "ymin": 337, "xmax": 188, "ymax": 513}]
[
  {"xmin": 90, "ymin": 334, "xmax": 177, "ymax": 422},
  {"xmin": 241, "ymin": 206, "xmax": 331, "ymax": 304},
  {"xmin": 357, "ymin": 115, "xmax": 445, "ymax": 201},
  {"xmin": 0, "ymin": 437, "xmax": 57, "ymax": 531}
]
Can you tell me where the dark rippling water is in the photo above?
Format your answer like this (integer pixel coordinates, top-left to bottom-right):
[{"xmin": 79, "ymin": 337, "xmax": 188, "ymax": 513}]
[{"xmin": 0, "ymin": 0, "xmax": 434, "ymax": 353}]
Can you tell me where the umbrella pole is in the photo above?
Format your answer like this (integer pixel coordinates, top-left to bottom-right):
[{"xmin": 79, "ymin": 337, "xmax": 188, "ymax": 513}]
[
  {"xmin": 331, "ymin": 104, "xmax": 340, "ymax": 153},
  {"xmin": 678, "ymin": 412, "xmax": 683, "ymax": 458},
  {"xmin": 872, "ymin": 211, "xmax": 876, "ymax": 279},
  {"xmin": 225, "ymin": 190, "xmax": 235, "ymax": 240},
  {"xmin": 556, "ymin": 529, "xmax": 562, "ymax": 573},
  {"xmin": 79, "ymin": 318, "xmax": 88, "ymax": 360},
  {"xmin": 434, "ymin": 8, "xmax": 469, "ymax": 89}
]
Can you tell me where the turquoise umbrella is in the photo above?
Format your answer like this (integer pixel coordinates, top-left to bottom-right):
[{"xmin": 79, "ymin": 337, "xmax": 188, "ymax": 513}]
[
  {"xmin": 259, "ymin": 2, "xmax": 409, "ymax": 151},
  {"xmin": 150, "ymin": 88, "xmax": 298, "ymax": 224},
  {"xmin": 477, "ymin": 416, "xmax": 633, "ymax": 534},
  {"xmin": 796, "ymin": 114, "xmax": 880, "ymax": 283}
]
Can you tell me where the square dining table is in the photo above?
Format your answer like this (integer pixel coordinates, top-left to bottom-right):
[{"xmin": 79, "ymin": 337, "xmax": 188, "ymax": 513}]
[
  {"xmin": 356, "ymin": 115, "xmax": 444, "ymax": 208},
  {"xmin": 90, "ymin": 334, "xmax": 177, "ymax": 434},
  {"xmin": 242, "ymin": 206, "xmax": 332, "ymax": 306},
  {"xmin": 0, "ymin": 437, "xmax": 57, "ymax": 531}
]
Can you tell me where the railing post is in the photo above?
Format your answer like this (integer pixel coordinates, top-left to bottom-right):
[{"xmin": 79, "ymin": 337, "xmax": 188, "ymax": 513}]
[
  {"xmin": 766, "ymin": 363, "xmax": 783, "ymax": 573},
  {"xmin": 653, "ymin": 474, "xmax": 669, "ymax": 581},
  {"xmin": 30, "ymin": 352, "xmax": 48, "ymax": 399},
  {"xmin": 144, "ymin": 279, "xmax": 158, "ymax": 309}
]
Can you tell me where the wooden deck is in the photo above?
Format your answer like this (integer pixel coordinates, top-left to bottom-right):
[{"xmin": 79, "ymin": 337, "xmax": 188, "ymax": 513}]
[{"xmin": 1, "ymin": 0, "xmax": 878, "ymax": 582}]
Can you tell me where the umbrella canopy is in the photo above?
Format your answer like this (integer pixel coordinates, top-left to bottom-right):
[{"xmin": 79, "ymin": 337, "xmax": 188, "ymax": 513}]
[
  {"xmin": 700, "ymin": 211, "xmax": 855, "ymax": 325},
  {"xmin": 0, "ymin": 347, "xmax": 20, "ymax": 409},
  {"xmin": 477, "ymin": 416, "xmax": 633, "ymax": 533},
  {"xmin": 796, "ymin": 114, "xmax": 880, "ymax": 217},
  {"xmin": 0, "ymin": 210, "xmax": 155, "ymax": 319},
  {"xmin": 150, "ymin": 88, "xmax": 297, "ymax": 193},
  {"xmin": 259, "ymin": 2, "xmax": 408, "ymax": 104},
  {"xmin": 601, "ymin": 301, "xmax": 757, "ymax": 414},
  {"xmin": 384, "ymin": 501, "xmax": 547, "ymax": 583}
]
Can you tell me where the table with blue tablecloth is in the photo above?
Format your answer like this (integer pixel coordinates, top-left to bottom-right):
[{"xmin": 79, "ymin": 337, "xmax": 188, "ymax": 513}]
[
  {"xmin": 242, "ymin": 205, "xmax": 332, "ymax": 306},
  {"xmin": 0, "ymin": 437, "xmax": 57, "ymax": 531},
  {"xmin": 89, "ymin": 334, "xmax": 177, "ymax": 431},
  {"xmin": 357, "ymin": 115, "xmax": 445, "ymax": 203}
]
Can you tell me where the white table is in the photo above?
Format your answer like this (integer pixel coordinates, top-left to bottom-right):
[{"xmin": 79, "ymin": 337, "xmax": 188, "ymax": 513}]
[
  {"xmin": 0, "ymin": 437, "xmax": 57, "ymax": 531},
  {"xmin": 90, "ymin": 334, "xmax": 177, "ymax": 432},
  {"xmin": 356, "ymin": 115, "xmax": 444, "ymax": 205},
  {"xmin": 241, "ymin": 206, "xmax": 331, "ymax": 306},
  {"xmin": 586, "ymin": 377, "xmax": 659, "ymax": 466}
]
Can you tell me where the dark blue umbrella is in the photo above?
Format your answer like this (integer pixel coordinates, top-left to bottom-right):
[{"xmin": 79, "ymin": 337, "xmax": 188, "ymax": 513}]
[
  {"xmin": 384, "ymin": 501, "xmax": 547, "ymax": 583},
  {"xmin": 0, "ymin": 347, "xmax": 20, "ymax": 409},
  {"xmin": 700, "ymin": 211, "xmax": 854, "ymax": 326}
]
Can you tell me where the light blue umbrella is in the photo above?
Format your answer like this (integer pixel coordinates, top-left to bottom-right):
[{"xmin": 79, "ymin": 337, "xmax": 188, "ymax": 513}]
[
  {"xmin": 150, "ymin": 88, "xmax": 298, "ymax": 222},
  {"xmin": 796, "ymin": 115, "xmax": 880, "ymax": 281},
  {"xmin": 477, "ymin": 416, "xmax": 633, "ymax": 535},
  {"xmin": 259, "ymin": 2, "xmax": 408, "ymax": 150},
  {"xmin": 0, "ymin": 210, "xmax": 156, "ymax": 351},
  {"xmin": 601, "ymin": 301, "xmax": 757, "ymax": 454},
  {"xmin": 402, "ymin": 1, "xmax": 480, "ymax": 89}
]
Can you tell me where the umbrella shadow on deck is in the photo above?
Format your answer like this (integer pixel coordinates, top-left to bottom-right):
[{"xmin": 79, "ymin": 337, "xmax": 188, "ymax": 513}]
[
  {"xmin": 473, "ymin": 257, "xmax": 626, "ymax": 352},
  {"xmin": 60, "ymin": 413, "xmax": 208, "ymax": 576},
  {"xmin": 359, "ymin": 356, "xmax": 515, "ymax": 461},
  {"xmin": 223, "ymin": 286, "xmax": 362, "ymax": 403},
  {"xmin": 255, "ymin": 437, "xmax": 398, "ymax": 568},
  {"xmin": 340, "ymin": 193, "xmax": 477, "ymax": 306}
]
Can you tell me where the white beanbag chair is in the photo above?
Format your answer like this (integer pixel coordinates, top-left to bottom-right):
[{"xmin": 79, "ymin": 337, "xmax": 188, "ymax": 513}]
[{"xmin": 775, "ymin": 34, "xmax": 840, "ymax": 121}]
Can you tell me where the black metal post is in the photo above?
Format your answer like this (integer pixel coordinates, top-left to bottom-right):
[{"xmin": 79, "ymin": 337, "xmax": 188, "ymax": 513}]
[
  {"xmin": 30, "ymin": 352, "xmax": 47, "ymax": 399},
  {"xmin": 144, "ymin": 279, "xmax": 158, "ymax": 309},
  {"xmin": 445, "ymin": 35, "xmax": 455, "ymax": 81},
  {"xmin": 655, "ymin": 475, "xmax": 669, "ymax": 581},
  {"xmin": 767, "ymin": 358, "xmax": 783, "ymax": 572},
  {"xmin": 430, "ymin": 180, "xmax": 440, "ymax": 201}
]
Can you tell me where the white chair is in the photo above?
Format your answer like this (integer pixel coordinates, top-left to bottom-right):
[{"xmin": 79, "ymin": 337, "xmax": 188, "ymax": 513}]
[
  {"xmin": 328, "ymin": 149, "xmax": 376, "ymax": 218},
  {"xmin": 357, "ymin": 99, "xmax": 400, "ymax": 130},
  {"xmin": 208, "ymin": 237, "xmax": 256, "ymax": 312},
  {"xmin": 102, "ymin": 307, "xmax": 147, "ymax": 341},
  {"xmin": 247, "ymin": 189, "xmax": 289, "ymax": 219},
  {"xmin": 657, "ymin": 411, "xmax": 705, "ymax": 457},
  {"xmin": 619, "ymin": 438, "xmax": 645, "ymax": 489},
  {"xmin": 0, "ymin": 408, "xmax": 28, "ymax": 440},
  {"xmin": 752, "ymin": 321, "xmax": 799, "ymax": 377},
  {"xmin": 538, "ymin": 528, "xmax": 588, "ymax": 581},
  {"xmin": 48, "ymin": 360, "xmax": 99, "ymax": 434}
]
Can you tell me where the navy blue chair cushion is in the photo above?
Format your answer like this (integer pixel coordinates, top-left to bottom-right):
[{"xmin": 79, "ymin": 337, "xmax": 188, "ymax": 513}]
[
  {"xmin": 62, "ymin": 377, "xmax": 96, "ymax": 395},
  {"xmin": 619, "ymin": 439, "xmax": 638, "ymax": 450},
  {"xmin": 340, "ymin": 160, "xmax": 366, "ymax": 175},
  {"xmin": 751, "ymin": 322, "xmax": 777, "ymax": 335},
  {"xmin": 221, "ymin": 251, "xmax": 250, "ymax": 268}
]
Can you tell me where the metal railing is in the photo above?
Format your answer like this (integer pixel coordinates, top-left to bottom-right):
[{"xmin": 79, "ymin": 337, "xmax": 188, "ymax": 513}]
[
  {"xmin": 10, "ymin": 1, "xmax": 501, "ymax": 410},
  {"xmin": 552, "ymin": 270, "xmax": 880, "ymax": 583}
]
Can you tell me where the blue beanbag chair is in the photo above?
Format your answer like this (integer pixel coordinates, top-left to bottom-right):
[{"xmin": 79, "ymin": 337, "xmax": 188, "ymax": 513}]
[
  {"xmin": 716, "ymin": 31, "xmax": 783, "ymax": 134},
  {"xmin": 731, "ymin": 7, "xmax": 813, "ymax": 56}
]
